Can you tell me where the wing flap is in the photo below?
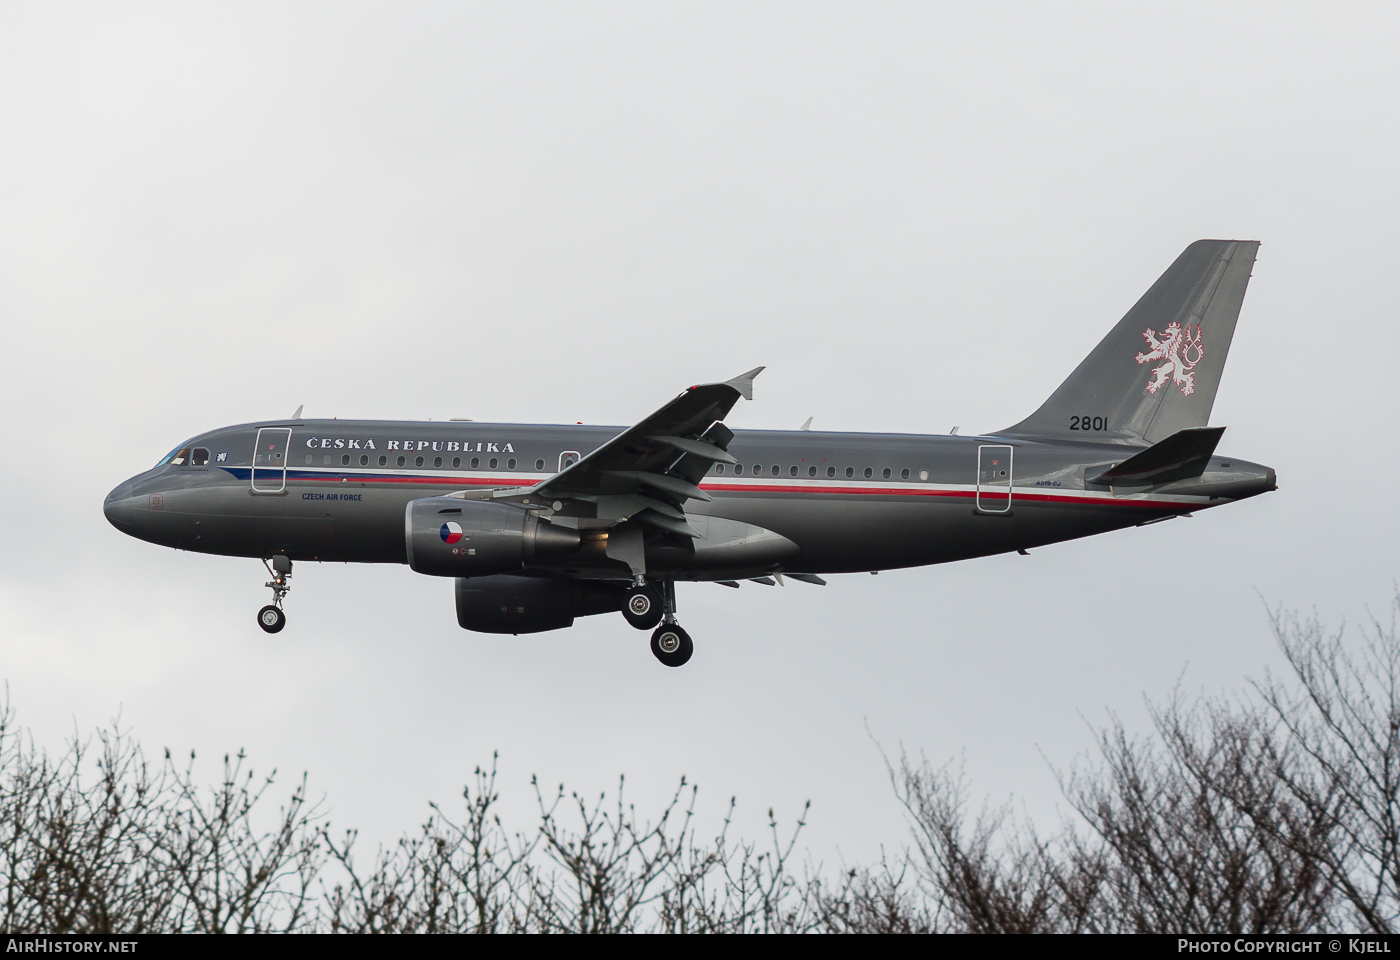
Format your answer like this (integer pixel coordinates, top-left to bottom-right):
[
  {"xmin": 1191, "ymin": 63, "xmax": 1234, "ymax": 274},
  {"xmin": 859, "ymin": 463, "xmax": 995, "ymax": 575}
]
[
  {"xmin": 646, "ymin": 435, "xmax": 739, "ymax": 464},
  {"xmin": 604, "ymin": 470, "xmax": 712, "ymax": 503},
  {"xmin": 639, "ymin": 511, "xmax": 702, "ymax": 539}
]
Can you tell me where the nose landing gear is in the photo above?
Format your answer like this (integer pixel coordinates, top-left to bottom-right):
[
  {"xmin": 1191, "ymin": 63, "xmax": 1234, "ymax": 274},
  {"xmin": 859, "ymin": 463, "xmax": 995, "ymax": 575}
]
[
  {"xmin": 258, "ymin": 604, "xmax": 286, "ymax": 633},
  {"xmin": 258, "ymin": 555, "xmax": 292, "ymax": 634},
  {"xmin": 648, "ymin": 581, "xmax": 693, "ymax": 667}
]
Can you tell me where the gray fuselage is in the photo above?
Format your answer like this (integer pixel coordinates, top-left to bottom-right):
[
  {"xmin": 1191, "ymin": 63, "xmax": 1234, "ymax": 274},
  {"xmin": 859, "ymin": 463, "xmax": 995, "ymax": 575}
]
[{"xmin": 103, "ymin": 419, "xmax": 1276, "ymax": 581}]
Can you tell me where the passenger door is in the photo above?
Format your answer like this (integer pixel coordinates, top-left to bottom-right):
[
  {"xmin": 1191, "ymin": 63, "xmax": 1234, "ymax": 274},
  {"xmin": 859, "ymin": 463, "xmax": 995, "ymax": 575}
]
[
  {"xmin": 252, "ymin": 428, "xmax": 292, "ymax": 493},
  {"xmin": 976, "ymin": 445, "xmax": 1013, "ymax": 514}
]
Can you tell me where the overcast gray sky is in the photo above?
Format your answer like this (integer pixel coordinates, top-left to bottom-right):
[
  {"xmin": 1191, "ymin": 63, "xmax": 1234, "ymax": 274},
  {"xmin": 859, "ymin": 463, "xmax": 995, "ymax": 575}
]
[{"xmin": 2, "ymin": 2, "xmax": 1398, "ymax": 863}]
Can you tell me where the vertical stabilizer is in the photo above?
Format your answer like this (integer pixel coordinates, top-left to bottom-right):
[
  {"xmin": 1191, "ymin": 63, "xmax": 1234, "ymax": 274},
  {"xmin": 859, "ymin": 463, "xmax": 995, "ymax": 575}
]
[{"xmin": 1002, "ymin": 240, "xmax": 1259, "ymax": 445}]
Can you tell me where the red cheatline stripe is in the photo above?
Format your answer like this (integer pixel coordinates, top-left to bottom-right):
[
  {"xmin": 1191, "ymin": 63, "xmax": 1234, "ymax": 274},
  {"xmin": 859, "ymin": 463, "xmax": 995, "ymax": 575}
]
[
  {"xmin": 701, "ymin": 484, "xmax": 1194, "ymax": 509},
  {"xmin": 287, "ymin": 473, "xmax": 1199, "ymax": 510}
]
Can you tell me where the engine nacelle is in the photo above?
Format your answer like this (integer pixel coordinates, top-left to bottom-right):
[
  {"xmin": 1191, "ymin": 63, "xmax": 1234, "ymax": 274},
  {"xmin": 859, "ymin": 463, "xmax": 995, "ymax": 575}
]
[
  {"xmin": 456, "ymin": 574, "xmax": 625, "ymax": 634},
  {"xmin": 405, "ymin": 498, "xmax": 580, "ymax": 577}
]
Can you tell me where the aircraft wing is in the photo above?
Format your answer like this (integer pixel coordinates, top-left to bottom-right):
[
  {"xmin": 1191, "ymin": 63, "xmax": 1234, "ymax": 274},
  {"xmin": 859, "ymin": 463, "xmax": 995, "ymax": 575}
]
[{"xmin": 457, "ymin": 368, "xmax": 760, "ymax": 543}]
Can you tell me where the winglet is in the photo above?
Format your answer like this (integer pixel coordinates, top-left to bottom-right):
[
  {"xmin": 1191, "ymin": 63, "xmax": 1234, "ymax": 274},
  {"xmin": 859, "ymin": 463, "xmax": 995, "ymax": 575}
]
[
  {"xmin": 292, "ymin": 404, "xmax": 304, "ymax": 419},
  {"xmin": 725, "ymin": 366, "xmax": 765, "ymax": 401}
]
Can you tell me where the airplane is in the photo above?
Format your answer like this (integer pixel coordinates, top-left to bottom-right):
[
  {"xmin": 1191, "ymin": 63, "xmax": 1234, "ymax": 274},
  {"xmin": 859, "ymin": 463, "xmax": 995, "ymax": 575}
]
[{"xmin": 104, "ymin": 239, "xmax": 1276, "ymax": 667}]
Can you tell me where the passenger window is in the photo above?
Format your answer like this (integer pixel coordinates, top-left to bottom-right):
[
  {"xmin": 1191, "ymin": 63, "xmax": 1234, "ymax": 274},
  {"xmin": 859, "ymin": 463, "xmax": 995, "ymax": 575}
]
[
  {"xmin": 168, "ymin": 448, "xmax": 191, "ymax": 466},
  {"xmin": 489, "ymin": 458, "xmax": 498, "ymax": 469},
  {"xmin": 771, "ymin": 465, "xmax": 780, "ymax": 477},
  {"xmin": 507, "ymin": 458, "xmax": 516, "ymax": 470},
  {"xmin": 919, "ymin": 469, "xmax": 929, "ymax": 481},
  {"xmin": 415, "ymin": 456, "xmax": 425, "ymax": 467},
  {"xmin": 536, "ymin": 458, "xmax": 545, "ymax": 471},
  {"xmin": 882, "ymin": 467, "xmax": 891, "ymax": 479},
  {"xmin": 323, "ymin": 455, "xmax": 332, "ymax": 465},
  {"xmin": 378, "ymin": 455, "xmax": 387, "ymax": 466},
  {"xmin": 342, "ymin": 454, "xmax": 351, "ymax": 466},
  {"xmin": 845, "ymin": 467, "xmax": 854, "ymax": 479},
  {"xmin": 471, "ymin": 457, "xmax": 480, "ymax": 469},
  {"xmin": 397, "ymin": 455, "xmax": 406, "ymax": 467},
  {"xmin": 864, "ymin": 467, "xmax": 873, "ymax": 479},
  {"xmin": 901, "ymin": 468, "xmax": 909, "ymax": 480},
  {"xmin": 716, "ymin": 464, "xmax": 725, "ymax": 475},
  {"xmin": 453, "ymin": 457, "xmax": 461, "ymax": 468},
  {"xmin": 733, "ymin": 464, "xmax": 743, "ymax": 474},
  {"xmin": 434, "ymin": 456, "xmax": 442, "ymax": 467},
  {"xmin": 359, "ymin": 454, "xmax": 368, "ymax": 466},
  {"xmin": 305, "ymin": 455, "xmax": 313, "ymax": 465},
  {"xmin": 191, "ymin": 448, "xmax": 210, "ymax": 466},
  {"xmin": 752, "ymin": 464, "xmax": 761, "ymax": 476},
  {"xmin": 789, "ymin": 465, "xmax": 798, "ymax": 477},
  {"xmin": 809, "ymin": 465, "xmax": 817, "ymax": 477},
  {"xmin": 827, "ymin": 466, "xmax": 836, "ymax": 478}
]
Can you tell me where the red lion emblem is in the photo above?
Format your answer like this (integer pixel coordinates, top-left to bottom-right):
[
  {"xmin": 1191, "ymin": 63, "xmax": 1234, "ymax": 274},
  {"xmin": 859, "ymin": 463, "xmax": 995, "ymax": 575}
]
[{"xmin": 1136, "ymin": 321, "xmax": 1204, "ymax": 396}]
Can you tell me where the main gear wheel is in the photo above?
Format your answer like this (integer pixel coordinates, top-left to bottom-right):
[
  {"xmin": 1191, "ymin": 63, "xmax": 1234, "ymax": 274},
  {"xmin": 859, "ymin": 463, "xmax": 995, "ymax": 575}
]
[
  {"xmin": 622, "ymin": 582, "xmax": 664, "ymax": 630},
  {"xmin": 650, "ymin": 623, "xmax": 693, "ymax": 667}
]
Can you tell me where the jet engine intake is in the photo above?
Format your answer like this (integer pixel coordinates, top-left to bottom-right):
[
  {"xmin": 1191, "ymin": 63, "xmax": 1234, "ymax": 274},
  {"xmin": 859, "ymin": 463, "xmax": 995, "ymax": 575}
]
[
  {"xmin": 456, "ymin": 574, "xmax": 625, "ymax": 634},
  {"xmin": 405, "ymin": 498, "xmax": 580, "ymax": 577}
]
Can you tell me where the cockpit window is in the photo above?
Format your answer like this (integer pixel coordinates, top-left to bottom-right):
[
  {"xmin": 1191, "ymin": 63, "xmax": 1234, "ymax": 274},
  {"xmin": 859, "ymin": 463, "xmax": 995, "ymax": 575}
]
[
  {"xmin": 158, "ymin": 440, "xmax": 197, "ymax": 466},
  {"xmin": 160, "ymin": 445, "xmax": 210, "ymax": 466}
]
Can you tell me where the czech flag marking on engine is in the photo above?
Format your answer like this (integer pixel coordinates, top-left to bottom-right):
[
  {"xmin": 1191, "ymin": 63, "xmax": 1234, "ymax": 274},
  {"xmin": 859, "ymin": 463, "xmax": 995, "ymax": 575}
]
[{"xmin": 440, "ymin": 521, "xmax": 464, "ymax": 544}]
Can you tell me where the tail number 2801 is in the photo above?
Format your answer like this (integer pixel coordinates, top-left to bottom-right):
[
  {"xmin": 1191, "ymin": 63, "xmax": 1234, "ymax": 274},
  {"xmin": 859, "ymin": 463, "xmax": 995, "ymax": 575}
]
[{"xmin": 1070, "ymin": 416, "xmax": 1108, "ymax": 431}]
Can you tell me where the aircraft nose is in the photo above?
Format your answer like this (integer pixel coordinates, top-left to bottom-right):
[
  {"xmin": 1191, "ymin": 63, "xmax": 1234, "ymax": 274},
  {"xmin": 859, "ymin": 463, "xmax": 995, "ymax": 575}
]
[{"xmin": 103, "ymin": 481, "xmax": 136, "ymax": 529}]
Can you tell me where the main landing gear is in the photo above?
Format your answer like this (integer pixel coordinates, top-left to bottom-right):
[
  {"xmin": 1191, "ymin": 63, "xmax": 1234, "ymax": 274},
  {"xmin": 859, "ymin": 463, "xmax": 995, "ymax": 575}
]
[
  {"xmin": 643, "ymin": 580, "xmax": 692, "ymax": 668},
  {"xmin": 258, "ymin": 555, "xmax": 292, "ymax": 634},
  {"xmin": 622, "ymin": 578, "xmax": 664, "ymax": 630},
  {"xmin": 651, "ymin": 623, "xmax": 692, "ymax": 668}
]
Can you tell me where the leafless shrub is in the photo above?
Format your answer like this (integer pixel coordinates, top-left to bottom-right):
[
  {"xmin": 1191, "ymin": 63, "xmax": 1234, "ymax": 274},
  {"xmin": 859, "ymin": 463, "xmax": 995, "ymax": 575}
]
[
  {"xmin": 0, "ymin": 709, "xmax": 818, "ymax": 934},
  {"xmin": 1060, "ymin": 696, "xmax": 1336, "ymax": 933},
  {"xmin": 886, "ymin": 755, "xmax": 1076, "ymax": 933},
  {"xmin": 2, "ymin": 592, "xmax": 1397, "ymax": 933},
  {"xmin": 318, "ymin": 755, "xmax": 535, "ymax": 933},
  {"xmin": 1242, "ymin": 599, "xmax": 1400, "ymax": 932},
  {"xmin": 808, "ymin": 854, "xmax": 936, "ymax": 933},
  {"xmin": 0, "ymin": 699, "xmax": 323, "ymax": 933}
]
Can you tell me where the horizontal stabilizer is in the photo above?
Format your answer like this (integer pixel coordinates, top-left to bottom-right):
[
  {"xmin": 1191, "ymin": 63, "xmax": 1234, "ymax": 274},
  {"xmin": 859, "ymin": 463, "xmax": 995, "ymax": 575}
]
[{"xmin": 1089, "ymin": 426, "xmax": 1226, "ymax": 486}]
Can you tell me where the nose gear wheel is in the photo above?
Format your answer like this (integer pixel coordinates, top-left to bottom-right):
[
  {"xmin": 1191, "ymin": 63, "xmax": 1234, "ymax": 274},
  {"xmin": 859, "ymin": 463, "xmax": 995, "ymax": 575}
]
[
  {"xmin": 257, "ymin": 604, "xmax": 286, "ymax": 633},
  {"xmin": 258, "ymin": 555, "xmax": 292, "ymax": 634}
]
